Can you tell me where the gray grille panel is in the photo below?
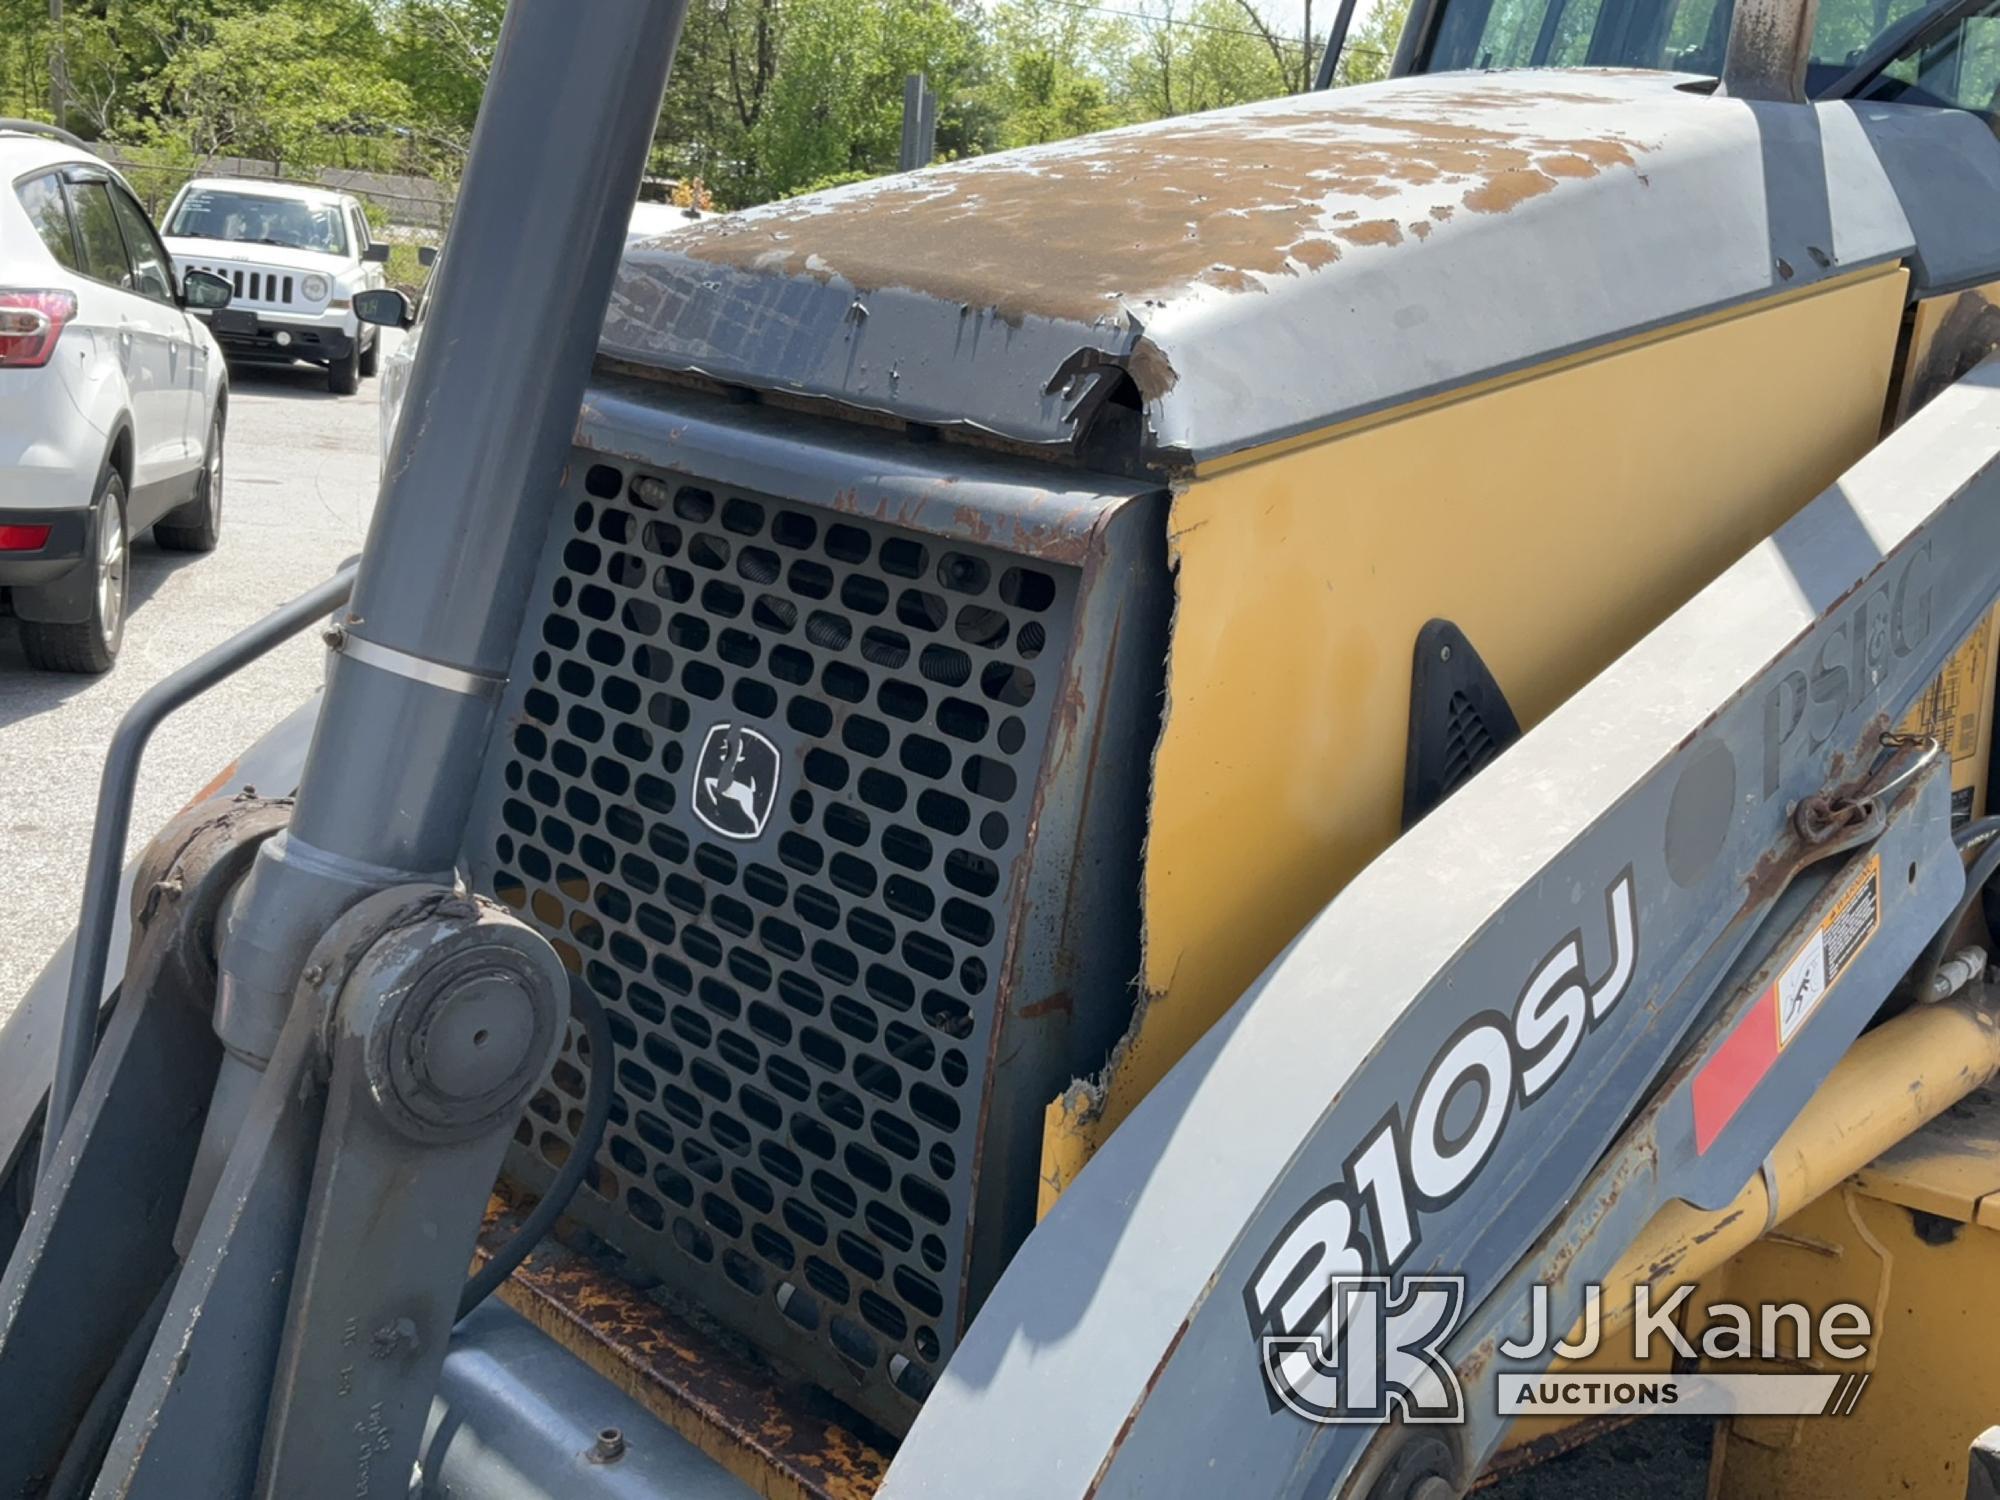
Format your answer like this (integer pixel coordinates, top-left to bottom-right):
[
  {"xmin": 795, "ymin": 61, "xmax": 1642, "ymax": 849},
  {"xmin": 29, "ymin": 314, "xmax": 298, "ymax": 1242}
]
[
  {"xmin": 184, "ymin": 264, "xmax": 296, "ymax": 305},
  {"xmin": 472, "ymin": 453, "xmax": 1079, "ymax": 1424}
]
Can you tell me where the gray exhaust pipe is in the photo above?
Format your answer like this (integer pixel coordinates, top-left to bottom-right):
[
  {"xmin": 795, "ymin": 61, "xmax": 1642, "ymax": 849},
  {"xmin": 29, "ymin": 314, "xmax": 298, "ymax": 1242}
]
[{"xmin": 1718, "ymin": 0, "xmax": 1822, "ymax": 101}]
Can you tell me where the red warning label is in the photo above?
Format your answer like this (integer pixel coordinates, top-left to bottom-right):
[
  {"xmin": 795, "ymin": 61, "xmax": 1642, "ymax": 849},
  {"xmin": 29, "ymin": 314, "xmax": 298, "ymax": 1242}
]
[{"xmin": 1692, "ymin": 854, "xmax": 1881, "ymax": 1154}]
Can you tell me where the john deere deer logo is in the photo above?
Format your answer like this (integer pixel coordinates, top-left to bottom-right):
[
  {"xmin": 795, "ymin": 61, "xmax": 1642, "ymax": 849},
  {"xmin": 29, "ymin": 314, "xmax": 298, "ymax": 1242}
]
[{"xmin": 692, "ymin": 724, "xmax": 781, "ymax": 840}]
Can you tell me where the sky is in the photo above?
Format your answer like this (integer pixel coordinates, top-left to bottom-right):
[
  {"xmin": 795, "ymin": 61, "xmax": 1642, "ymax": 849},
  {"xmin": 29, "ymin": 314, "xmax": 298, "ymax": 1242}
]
[
  {"xmin": 1269, "ymin": 0, "xmax": 1393, "ymax": 42},
  {"xmin": 1092, "ymin": 0, "xmax": 1399, "ymax": 72}
]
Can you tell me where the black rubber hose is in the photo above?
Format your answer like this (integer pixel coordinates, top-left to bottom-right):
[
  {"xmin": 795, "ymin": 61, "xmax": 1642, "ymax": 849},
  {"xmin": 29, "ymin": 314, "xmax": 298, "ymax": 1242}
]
[
  {"xmin": 1906, "ymin": 832, "xmax": 2000, "ymax": 1004},
  {"xmin": 1956, "ymin": 815, "xmax": 2000, "ymax": 853},
  {"xmin": 457, "ymin": 979, "xmax": 613, "ymax": 1322}
]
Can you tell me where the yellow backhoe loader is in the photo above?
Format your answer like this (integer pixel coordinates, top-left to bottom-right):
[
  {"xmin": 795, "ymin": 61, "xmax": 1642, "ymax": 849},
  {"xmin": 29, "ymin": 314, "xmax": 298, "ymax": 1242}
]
[{"xmin": 6, "ymin": 0, "xmax": 2000, "ymax": 1493}]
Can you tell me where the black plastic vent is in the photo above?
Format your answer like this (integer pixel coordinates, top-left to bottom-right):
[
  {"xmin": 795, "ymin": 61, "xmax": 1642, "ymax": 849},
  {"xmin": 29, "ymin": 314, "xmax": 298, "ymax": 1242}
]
[
  {"xmin": 1401, "ymin": 618, "xmax": 1520, "ymax": 829},
  {"xmin": 1441, "ymin": 689, "xmax": 1500, "ymax": 788},
  {"xmin": 475, "ymin": 459, "xmax": 1079, "ymax": 1423}
]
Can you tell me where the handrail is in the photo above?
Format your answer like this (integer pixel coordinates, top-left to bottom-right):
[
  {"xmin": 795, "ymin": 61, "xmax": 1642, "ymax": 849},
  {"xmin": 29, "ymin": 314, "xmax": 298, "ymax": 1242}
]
[{"xmin": 36, "ymin": 565, "xmax": 357, "ymax": 1193}]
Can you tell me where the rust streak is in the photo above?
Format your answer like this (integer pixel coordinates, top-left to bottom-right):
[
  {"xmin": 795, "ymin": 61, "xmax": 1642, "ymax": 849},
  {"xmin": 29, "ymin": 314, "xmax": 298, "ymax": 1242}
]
[{"xmin": 475, "ymin": 1186, "xmax": 891, "ymax": 1500}]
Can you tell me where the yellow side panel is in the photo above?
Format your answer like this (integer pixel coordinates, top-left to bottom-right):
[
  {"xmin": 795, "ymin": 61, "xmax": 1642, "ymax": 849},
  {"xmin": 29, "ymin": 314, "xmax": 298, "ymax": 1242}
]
[
  {"xmin": 1040, "ymin": 265, "xmax": 1911, "ymax": 1210},
  {"xmin": 1706, "ymin": 1185, "xmax": 2000, "ymax": 1500}
]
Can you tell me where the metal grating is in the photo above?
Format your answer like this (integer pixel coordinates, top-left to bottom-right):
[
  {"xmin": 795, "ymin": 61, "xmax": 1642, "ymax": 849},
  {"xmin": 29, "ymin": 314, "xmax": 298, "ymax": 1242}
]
[
  {"xmin": 474, "ymin": 455, "xmax": 1080, "ymax": 1424},
  {"xmin": 184, "ymin": 264, "xmax": 296, "ymax": 305}
]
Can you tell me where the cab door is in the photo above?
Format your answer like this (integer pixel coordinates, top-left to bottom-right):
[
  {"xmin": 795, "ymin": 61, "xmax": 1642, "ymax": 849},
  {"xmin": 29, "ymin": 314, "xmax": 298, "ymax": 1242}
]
[
  {"xmin": 63, "ymin": 172, "xmax": 182, "ymax": 505},
  {"xmin": 106, "ymin": 182, "xmax": 207, "ymax": 479}
]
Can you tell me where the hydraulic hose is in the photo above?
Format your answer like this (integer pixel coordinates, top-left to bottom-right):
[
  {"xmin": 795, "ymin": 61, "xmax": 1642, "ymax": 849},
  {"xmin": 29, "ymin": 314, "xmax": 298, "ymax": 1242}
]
[
  {"xmin": 1906, "ymin": 820, "xmax": 2000, "ymax": 1003},
  {"xmin": 457, "ymin": 978, "xmax": 613, "ymax": 1321}
]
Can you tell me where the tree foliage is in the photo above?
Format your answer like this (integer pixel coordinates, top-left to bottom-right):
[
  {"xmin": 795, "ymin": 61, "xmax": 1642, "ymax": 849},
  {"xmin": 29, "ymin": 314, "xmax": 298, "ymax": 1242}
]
[
  {"xmin": 141, "ymin": 2, "xmax": 412, "ymax": 167},
  {"xmin": 1338, "ymin": 0, "xmax": 1412, "ymax": 83},
  {"xmin": 0, "ymin": 0, "xmax": 1409, "ymax": 211},
  {"xmin": 1123, "ymin": 0, "xmax": 1290, "ymax": 118}
]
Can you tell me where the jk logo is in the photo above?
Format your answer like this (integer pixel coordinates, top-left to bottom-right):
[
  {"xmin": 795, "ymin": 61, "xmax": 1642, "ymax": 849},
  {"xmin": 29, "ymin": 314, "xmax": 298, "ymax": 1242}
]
[
  {"xmin": 1260, "ymin": 1276, "xmax": 1465, "ymax": 1425},
  {"xmin": 691, "ymin": 724, "xmax": 781, "ymax": 840}
]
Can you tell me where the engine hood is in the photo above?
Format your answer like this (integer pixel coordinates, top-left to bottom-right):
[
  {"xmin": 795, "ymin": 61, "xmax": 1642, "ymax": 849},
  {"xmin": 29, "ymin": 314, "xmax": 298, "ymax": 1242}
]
[
  {"xmin": 600, "ymin": 70, "xmax": 1921, "ymax": 467},
  {"xmin": 163, "ymin": 236, "xmax": 351, "ymax": 276}
]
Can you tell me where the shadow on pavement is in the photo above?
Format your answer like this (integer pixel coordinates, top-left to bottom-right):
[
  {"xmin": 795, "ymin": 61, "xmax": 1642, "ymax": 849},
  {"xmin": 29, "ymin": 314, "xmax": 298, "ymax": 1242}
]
[
  {"xmin": 222, "ymin": 359, "xmax": 343, "ymax": 400},
  {"xmin": 0, "ymin": 538, "xmax": 193, "ymax": 727}
]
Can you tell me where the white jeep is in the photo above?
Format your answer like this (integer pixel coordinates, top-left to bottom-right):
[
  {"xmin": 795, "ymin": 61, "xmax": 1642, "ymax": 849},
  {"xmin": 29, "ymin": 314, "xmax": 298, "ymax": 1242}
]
[{"xmin": 160, "ymin": 178, "xmax": 387, "ymax": 395}]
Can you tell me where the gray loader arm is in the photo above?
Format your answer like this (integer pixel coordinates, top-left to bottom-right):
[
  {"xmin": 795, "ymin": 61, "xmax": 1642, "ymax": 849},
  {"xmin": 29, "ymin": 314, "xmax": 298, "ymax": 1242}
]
[{"xmin": 883, "ymin": 360, "xmax": 2000, "ymax": 1499}]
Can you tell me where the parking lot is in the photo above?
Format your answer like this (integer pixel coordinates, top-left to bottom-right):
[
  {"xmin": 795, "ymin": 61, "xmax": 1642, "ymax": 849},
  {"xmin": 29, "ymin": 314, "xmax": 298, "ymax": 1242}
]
[{"xmin": 0, "ymin": 342, "xmax": 394, "ymax": 1014}]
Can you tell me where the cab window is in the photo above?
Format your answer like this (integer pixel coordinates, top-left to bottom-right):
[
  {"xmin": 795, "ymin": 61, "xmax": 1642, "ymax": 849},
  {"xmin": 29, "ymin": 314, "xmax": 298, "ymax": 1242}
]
[
  {"xmin": 1860, "ymin": 0, "xmax": 2000, "ymax": 120},
  {"xmin": 15, "ymin": 172, "xmax": 81, "ymax": 272},
  {"xmin": 107, "ymin": 185, "xmax": 175, "ymax": 304},
  {"xmin": 1423, "ymin": 0, "xmax": 1937, "ymax": 89},
  {"xmin": 66, "ymin": 179, "xmax": 133, "ymax": 289}
]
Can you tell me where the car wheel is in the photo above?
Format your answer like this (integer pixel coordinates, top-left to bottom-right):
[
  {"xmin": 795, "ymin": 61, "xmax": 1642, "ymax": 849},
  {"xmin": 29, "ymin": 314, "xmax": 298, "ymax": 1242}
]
[
  {"xmin": 20, "ymin": 471, "xmax": 127, "ymax": 674},
  {"xmin": 328, "ymin": 338, "xmax": 362, "ymax": 396},
  {"xmin": 358, "ymin": 329, "xmax": 380, "ymax": 378},
  {"xmin": 157, "ymin": 408, "xmax": 225, "ymax": 554}
]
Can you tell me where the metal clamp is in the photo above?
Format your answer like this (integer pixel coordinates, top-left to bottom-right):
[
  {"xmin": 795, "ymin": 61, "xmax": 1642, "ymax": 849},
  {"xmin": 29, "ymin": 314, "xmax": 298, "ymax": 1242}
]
[{"xmin": 321, "ymin": 624, "xmax": 504, "ymax": 699}]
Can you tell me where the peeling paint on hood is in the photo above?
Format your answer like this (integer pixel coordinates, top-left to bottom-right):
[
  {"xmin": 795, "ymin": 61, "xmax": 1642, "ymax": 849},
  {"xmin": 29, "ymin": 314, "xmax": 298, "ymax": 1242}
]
[
  {"xmin": 668, "ymin": 84, "xmax": 1646, "ymax": 318},
  {"xmin": 598, "ymin": 69, "xmax": 1915, "ymax": 466}
]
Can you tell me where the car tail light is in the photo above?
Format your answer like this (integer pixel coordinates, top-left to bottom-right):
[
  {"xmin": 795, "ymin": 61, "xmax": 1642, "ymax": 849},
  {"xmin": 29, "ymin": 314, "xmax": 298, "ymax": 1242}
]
[
  {"xmin": 0, "ymin": 290, "xmax": 78, "ymax": 368},
  {"xmin": 0, "ymin": 525, "xmax": 52, "ymax": 551}
]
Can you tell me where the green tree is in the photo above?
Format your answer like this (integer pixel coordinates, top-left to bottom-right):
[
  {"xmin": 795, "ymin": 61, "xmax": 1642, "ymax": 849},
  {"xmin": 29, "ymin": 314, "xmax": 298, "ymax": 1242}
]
[
  {"xmin": 138, "ymin": 2, "xmax": 410, "ymax": 170},
  {"xmin": 749, "ymin": 0, "xmax": 984, "ymax": 199},
  {"xmin": 381, "ymin": 0, "xmax": 506, "ymax": 155},
  {"xmin": 982, "ymin": 0, "xmax": 1128, "ymax": 145},
  {"xmin": 0, "ymin": 0, "xmax": 1334, "ymax": 219},
  {"xmin": 1219, "ymin": 0, "xmax": 1329, "ymax": 94},
  {"xmin": 651, "ymin": 0, "xmax": 784, "ymax": 203},
  {"xmin": 1122, "ymin": 0, "xmax": 1291, "ymax": 118},
  {"xmin": 1337, "ymin": 0, "xmax": 1412, "ymax": 83}
]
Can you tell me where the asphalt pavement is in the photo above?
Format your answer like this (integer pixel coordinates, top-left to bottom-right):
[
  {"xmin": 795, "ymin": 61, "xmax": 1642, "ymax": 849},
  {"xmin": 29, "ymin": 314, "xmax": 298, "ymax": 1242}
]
[{"xmin": 0, "ymin": 339, "xmax": 395, "ymax": 1015}]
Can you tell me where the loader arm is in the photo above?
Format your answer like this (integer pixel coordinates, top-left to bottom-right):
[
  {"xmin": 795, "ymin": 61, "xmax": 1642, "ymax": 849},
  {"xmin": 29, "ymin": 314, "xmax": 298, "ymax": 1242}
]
[{"xmin": 881, "ymin": 363, "xmax": 2000, "ymax": 1500}]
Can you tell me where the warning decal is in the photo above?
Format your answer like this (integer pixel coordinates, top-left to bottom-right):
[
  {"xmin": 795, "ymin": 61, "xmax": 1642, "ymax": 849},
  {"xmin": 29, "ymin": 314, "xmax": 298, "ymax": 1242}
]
[
  {"xmin": 1779, "ymin": 855, "xmax": 1879, "ymax": 1045},
  {"xmin": 1692, "ymin": 855, "xmax": 1881, "ymax": 1154},
  {"xmin": 1899, "ymin": 601, "xmax": 1999, "ymax": 828}
]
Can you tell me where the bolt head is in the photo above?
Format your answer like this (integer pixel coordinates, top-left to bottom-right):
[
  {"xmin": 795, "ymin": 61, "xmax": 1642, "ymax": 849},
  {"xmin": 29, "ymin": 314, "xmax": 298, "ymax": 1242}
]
[{"xmin": 590, "ymin": 1427, "xmax": 626, "ymax": 1463}]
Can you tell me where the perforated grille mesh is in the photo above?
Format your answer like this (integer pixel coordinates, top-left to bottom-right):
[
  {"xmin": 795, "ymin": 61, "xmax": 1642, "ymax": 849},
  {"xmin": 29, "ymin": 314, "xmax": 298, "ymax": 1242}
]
[{"xmin": 473, "ymin": 456, "xmax": 1080, "ymax": 1419}]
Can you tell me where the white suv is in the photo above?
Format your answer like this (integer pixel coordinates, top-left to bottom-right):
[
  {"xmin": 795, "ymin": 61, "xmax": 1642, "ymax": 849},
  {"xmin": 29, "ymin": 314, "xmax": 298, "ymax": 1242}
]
[
  {"xmin": 1, "ymin": 122, "xmax": 232, "ymax": 673},
  {"xmin": 161, "ymin": 177, "xmax": 387, "ymax": 395}
]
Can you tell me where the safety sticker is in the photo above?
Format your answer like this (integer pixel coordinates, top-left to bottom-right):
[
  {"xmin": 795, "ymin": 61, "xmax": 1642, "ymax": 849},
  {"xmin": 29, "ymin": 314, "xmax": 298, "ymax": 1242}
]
[
  {"xmin": 1899, "ymin": 600, "xmax": 1998, "ymax": 828},
  {"xmin": 1692, "ymin": 854, "xmax": 1880, "ymax": 1154}
]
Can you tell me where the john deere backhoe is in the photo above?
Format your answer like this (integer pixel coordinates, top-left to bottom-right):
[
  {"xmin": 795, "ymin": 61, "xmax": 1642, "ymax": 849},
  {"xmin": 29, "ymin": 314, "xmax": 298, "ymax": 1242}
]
[{"xmin": 6, "ymin": 0, "xmax": 2000, "ymax": 1494}]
